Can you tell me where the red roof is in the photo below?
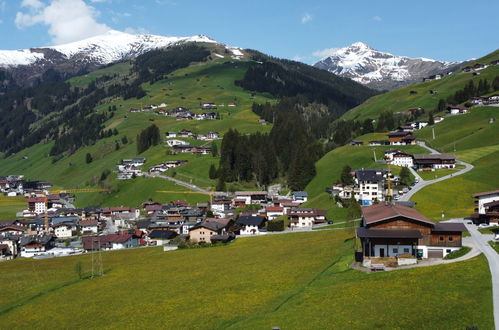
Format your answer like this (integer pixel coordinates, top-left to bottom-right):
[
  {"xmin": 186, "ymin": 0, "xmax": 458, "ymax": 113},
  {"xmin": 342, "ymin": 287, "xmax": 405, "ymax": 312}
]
[
  {"xmin": 266, "ymin": 206, "xmax": 284, "ymax": 212},
  {"xmin": 27, "ymin": 197, "xmax": 45, "ymax": 203},
  {"xmin": 362, "ymin": 203, "xmax": 433, "ymax": 226},
  {"xmin": 0, "ymin": 225, "xmax": 25, "ymax": 232},
  {"xmin": 104, "ymin": 233, "xmax": 133, "ymax": 243}
]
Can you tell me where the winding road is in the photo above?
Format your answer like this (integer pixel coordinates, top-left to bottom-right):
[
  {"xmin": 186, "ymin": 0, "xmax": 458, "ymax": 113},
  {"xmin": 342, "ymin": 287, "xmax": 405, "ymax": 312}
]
[{"xmin": 400, "ymin": 142, "xmax": 474, "ymax": 201}]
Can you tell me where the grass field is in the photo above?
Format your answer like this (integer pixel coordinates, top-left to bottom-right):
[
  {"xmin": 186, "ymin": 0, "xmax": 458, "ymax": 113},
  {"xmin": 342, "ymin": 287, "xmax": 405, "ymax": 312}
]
[
  {"xmin": 0, "ymin": 195, "xmax": 25, "ymax": 220},
  {"xmin": 489, "ymin": 241, "xmax": 499, "ymax": 254},
  {"xmin": 342, "ymin": 50, "xmax": 499, "ymax": 121},
  {"xmin": 479, "ymin": 226, "xmax": 499, "ymax": 235},
  {"xmin": 0, "ymin": 230, "xmax": 492, "ymax": 328},
  {"xmin": 416, "ymin": 165, "xmax": 464, "ymax": 181}
]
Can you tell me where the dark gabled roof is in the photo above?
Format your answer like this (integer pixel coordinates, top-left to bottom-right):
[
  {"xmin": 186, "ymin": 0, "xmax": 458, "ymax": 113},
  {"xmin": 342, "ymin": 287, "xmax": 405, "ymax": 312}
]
[
  {"xmin": 20, "ymin": 234, "xmax": 54, "ymax": 246},
  {"xmin": 236, "ymin": 215, "xmax": 266, "ymax": 226},
  {"xmin": 413, "ymin": 154, "xmax": 455, "ymax": 161},
  {"xmin": 473, "ymin": 190, "xmax": 499, "ymax": 198},
  {"xmin": 292, "ymin": 191, "xmax": 308, "ymax": 197},
  {"xmin": 149, "ymin": 230, "xmax": 178, "ymax": 239},
  {"xmin": 356, "ymin": 227, "xmax": 423, "ymax": 239},
  {"xmin": 388, "ymin": 131, "xmax": 411, "ymax": 137},
  {"xmin": 190, "ymin": 221, "xmax": 226, "ymax": 232},
  {"xmin": 484, "ymin": 200, "xmax": 499, "ymax": 208},
  {"xmin": 355, "ymin": 169, "xmax": 386, "ymax": 182},
  {"xmin": 136, "ymin": 220, "xmax": 151, "ymax": 229},
  {"xmin": 432, "ymin": 223, "xmax": 467, "ymax": 233},
  {"xmin": 362, "ymin": 203, "xmax": 434, "ymax": 226}
]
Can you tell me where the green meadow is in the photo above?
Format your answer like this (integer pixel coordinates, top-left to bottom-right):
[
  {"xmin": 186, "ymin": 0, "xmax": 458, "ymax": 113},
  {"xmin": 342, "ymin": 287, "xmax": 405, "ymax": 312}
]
[{"xmin": 0, "ymin": 230, "xmax": 492, "ymax": 329}]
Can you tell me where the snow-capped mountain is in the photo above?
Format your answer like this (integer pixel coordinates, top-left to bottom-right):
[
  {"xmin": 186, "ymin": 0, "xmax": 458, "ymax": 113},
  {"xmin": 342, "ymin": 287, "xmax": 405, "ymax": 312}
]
[
  {"xmin": 0, "ymin": 30, "xmax": 234, "ymax": 86},
  {"xmin": 0, "ymin": 30, "xmax": 217, "ymax": 68},
  {"xmin": 314, "ymin": 42, "xmax": 461, "ymax": 90}
]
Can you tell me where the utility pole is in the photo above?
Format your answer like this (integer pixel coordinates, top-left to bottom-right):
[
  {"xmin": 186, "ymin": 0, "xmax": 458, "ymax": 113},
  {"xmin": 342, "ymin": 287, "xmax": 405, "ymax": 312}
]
[
  {"xmin": 373, "ymin": 149, "xmax": 377, "ymax": 162},
  {"xmin": 432, "ymin": 126, "xmax": 435, "ymax": 140}
]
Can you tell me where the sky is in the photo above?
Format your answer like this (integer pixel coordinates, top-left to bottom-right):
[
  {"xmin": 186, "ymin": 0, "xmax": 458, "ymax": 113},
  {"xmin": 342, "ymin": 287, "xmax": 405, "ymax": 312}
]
[{"xmin": 0, "ymin": 0, "xmax": 498, "ymax": 64}]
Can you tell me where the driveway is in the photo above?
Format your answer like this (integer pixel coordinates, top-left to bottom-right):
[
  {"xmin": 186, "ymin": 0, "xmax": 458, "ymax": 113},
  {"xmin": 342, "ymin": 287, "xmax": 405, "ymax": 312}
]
[{"xmin": 464, "ymin": 221, "xmax": 499, "ymax": 329}]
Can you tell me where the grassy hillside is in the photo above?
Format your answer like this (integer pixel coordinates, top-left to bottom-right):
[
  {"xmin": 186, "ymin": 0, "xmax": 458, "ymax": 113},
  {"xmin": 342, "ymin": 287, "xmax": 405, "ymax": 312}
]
[
  {"xmin": 0, "ymin": 56, "xmax": 275, "ymax": 209},
  {"xmin": 343, "ymin": 50, "xmax": 499, "ymax": 121},
  {"xmin": 0, "ymin": 230, "xmax": 492, "ymax": 328}
]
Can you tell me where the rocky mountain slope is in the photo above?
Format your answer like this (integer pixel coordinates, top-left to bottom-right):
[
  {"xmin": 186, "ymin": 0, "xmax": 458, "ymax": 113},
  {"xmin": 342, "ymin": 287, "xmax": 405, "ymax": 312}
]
[{"xmin": 314, "ymin": 42, "xmax": 462, "ymax": 90}]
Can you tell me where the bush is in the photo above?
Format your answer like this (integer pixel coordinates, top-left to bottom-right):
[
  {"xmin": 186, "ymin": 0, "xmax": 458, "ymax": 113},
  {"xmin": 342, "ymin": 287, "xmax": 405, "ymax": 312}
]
[
  {"xmin": 444, "ymin": 246, "xmax": 471, "ymax": 260},
  {"xmin": 267, "ymin": 219, "xmax": 285, "ymax": 232}
]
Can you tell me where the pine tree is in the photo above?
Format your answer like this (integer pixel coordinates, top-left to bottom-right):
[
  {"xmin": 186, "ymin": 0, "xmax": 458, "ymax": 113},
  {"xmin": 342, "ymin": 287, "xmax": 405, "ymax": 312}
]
[
  {"xmin": 209, "ymin": 164, "xmax": 218, "ymax": 179},
  {"xmin": 340, "ymin": 165, "xmax": 354, "ymax": 185},
  {"xmin": 399, "ymin": 167, "xmax": 411, "ymax": 186},
  {"xmin": 115, "ymin": 141, "xmax": 120, "ymax": 150},
  {"xmin": 216, "ymin": 177, "xmax": 226, "ymax": 191},
  {"xmin": 85, "ymin": 153, "xmax": 93, "ymax": 164},
  {"xmin": 436, "ymin": 99, "xmax": 446, "ymax": 112},
  {"xmin": 428, "ymin": 111, "xmax": 434, "ymax": 125},
  {"xmin": 121, "ymin": 136, "xmax": 128, "ymax": 144},
  {"xmin": 211, "ymin": 141, "xmax": 218, "ymax": 157}
]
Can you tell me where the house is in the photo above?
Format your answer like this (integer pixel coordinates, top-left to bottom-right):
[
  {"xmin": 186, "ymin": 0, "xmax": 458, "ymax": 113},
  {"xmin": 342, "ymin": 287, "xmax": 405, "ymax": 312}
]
[
  {"xmin": 397, "ymin": 125, "xmax": 414, "ymax": 132},
  {"xmin": 52, "ymin": 223, "xmax": 77, "ymax": 238},
  {"xmin": 178, "ymin": 129, "xmax": 194, "ymax": 138},
  {"xmin": 80, "ymin": 219, "xmax": 99, "ymax": 234},
  {"xmin": 369, "ymin": 140, "xmax": 390, "ymax": 146},
  {"xmin": 147, "ymin": 230, "xmax": 177, "ymax": 246},
  {"xmin": 292, "ymin": 191, "xmax": 308, "ymax": 203},
  {"xmin": 0, "ymin": 225, "xmax": 26, "ymax": 237},
  {"xmin": 188, "ymin": 218, "xmax": 232, "ymax": 243},
  {"xmin": 207, "ymin": 132, "xmax": 219, "ymax": 140},
  {"xmin": 356, "ymin": 203, "xmax": 467, "ymax": 260},
  {"xmin": 82, "ymin": 232, "xmax": 139, "ymax": 251},
  {"xmin": 0, "ymin": 238, "xmax": 18, "ymax": 260},
  {"xmin": 166, "ymin": 139, "xmax": 189, "ymax": 147},
  {"xmin": 236, "ymin": 215, "xmax": 267, "ymax": 235},
  {"xmin": 471, "ymin": 190, "xmax": 499, "ymax": 225},
  {"xmin": 234, "ymin": 191, "xmax": 268, "ymax": 205},
  {"xmin": 211, "ymin": 199, "xmax": 232, "ymax": 216},
  {"xmin": 19, "ymin": 234, "xmax": 55, "ymax": 257},
  {"xmin": 412, "ymin": 121, "xmax": 429, "ymax": 130},
  {"xmin": 266, "ymin": 206, "xmax": 284, "ymax": 220},
  {"xmin": 201, "ymin": 102, "xmax": 217, "ymax": 110},
  {"xmin": 354, "ymin": 169, "xmax": 387, "ymax": 205},
  {"xmin": 228, "ymin": 102, "xmax": 237, "ymax": 107},
  {"xmin": 166, "ymin": 132, "xmax": 177, "ymax": 138},
  {"xmin": 349, "ymin": 140, "xmax": 363, "ymax": 146},
  {"xmin": 390, "ymin": 152, "xmax": 414, "ymax": 168},
  {"xmin": 413, "ymin": 154, "xmax": 456, "ymax": 170},
  {"xmin": 288, "ymin": 208, "xmax": 327, "ymax": 228},
  {"xmin": 447, "ymin": 105, "xmax": 468, "ymax": 115},
  {"xmin": 387, "ymin": 131, "xmax": 416, "ymax": 145},
  {"xmin": 433, "ymin": 116, "xmax": 445, "ymax": 123},
  {"xmin": 27, "ymin": 197, "xmax": 47, "ymax": 215}
]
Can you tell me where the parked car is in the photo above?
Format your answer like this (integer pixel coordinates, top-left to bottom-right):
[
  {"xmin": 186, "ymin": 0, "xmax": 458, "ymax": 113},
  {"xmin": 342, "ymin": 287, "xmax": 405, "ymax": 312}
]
[{"xmin": 478, "ymin": 223, "xmax": 490, "ymax": 228}]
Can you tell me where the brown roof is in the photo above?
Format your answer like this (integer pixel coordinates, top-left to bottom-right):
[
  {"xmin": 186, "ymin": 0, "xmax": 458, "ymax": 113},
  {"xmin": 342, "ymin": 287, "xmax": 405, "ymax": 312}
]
[
  {"xmin": 356, "ymin": 227, "xmax": 423, "ymax": 239},
  {"xmin": 0, "ymin": 225, "xmax": 26, "ymax": 232},
  {"xmin": 0, "ymin": 244, "xmax": 8, "ymax": 250},
  {"xmin": 473, "ymin": 190, "xmax": 499, "ymax": 198},
  {"xmin": 79, "ymin": 220, "xmax": 98, "ymax": 226},
  {"xmin": 413, "ymin": 153, "xmax": 455, "ymax": 160},
  {"xmin": 432, "ymin": 223, "xmax": 467, "ymax": 233},
  {"xmin": 205, "ymin": 218, "xmax": 232, "ymax": 227},
  {"xmin": 362, "ymin": 203, "xmax": 434, "ymax": 226},
  {"xmin": 235, "ymin": 191, "xmax": 267, "ymax": 196},
  {"xmin": 266, "ymin": 206, "xmax": 284, "ymax": 212},
  {"xmin": 484, "ymin": 200, "xmax": 499, "ymax": 208}
]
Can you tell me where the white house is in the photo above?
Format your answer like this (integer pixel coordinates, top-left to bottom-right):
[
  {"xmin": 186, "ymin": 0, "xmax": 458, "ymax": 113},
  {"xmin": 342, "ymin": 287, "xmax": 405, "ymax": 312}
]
[
  {"xmin": 166, "ymin": 139, "xmax": 189, "ymax": 147},
  {"xmin": 292, "ymin": 191, "xmax": 308, "ymax": 203},
  {"xmin": 287, "ymin": 208, "xmax": 324, "ymax": 228},
  {"xmin": 211, "ymin": 199, "xmax": 232, "ymax": 216},
  {"xmin": 391, "ymin": 152, "xmax": 414, "ymax": 167},
  {"xmin": 166, "ymin": 132, "xmax": 177, "ymax": 138},
  {"xmin": 234, "ymin": 191, "xmax": 268, "ymax": 205},
  {"xmin": 52, "ymin": 223, "xmax": 76, "ymax": 238},
  {"xmin": 80, "ymin": 220, "xmax": 99, "ymax": 234},
  {"xmin": 266, "ymin": 206, "xmax": 284, "ymax": 220},
  {"xmin": 473, "ymin": 190, "xmax": 499, "ymax": 216},
  {"xmin": 354, "ymin": 169, "xmax": 387, "ymax": 205},
  {"xmin": 236, "ymin": 215, "xmax": 266, "ymax": 235}
]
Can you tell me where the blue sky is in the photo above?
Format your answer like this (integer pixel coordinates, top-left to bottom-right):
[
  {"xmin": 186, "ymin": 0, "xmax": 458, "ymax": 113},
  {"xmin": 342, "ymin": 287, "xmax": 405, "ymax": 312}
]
[{"xmin": 0, "ymin": 0, "xmax": 498, "ymax": 64}]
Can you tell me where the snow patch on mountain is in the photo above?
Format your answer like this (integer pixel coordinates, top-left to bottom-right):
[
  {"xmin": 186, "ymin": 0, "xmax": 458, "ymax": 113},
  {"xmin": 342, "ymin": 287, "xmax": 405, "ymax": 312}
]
[{"xmin": 0, "ymin": 30, "xmax": 217, "ymax": 68}]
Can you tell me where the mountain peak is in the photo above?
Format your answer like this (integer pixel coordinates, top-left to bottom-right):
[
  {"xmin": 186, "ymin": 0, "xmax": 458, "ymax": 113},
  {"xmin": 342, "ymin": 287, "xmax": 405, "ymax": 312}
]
[{"xmin": 314, "ymin": 42, "xmax": 459, "ymax": 90}]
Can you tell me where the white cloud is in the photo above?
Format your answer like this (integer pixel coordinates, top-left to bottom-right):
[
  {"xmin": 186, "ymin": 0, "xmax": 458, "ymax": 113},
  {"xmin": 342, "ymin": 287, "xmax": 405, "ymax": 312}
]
[
  {"xmin": 89, "ymin": 0, "xmax": 109, "ymax": 2},
  {"xmin": 372, "ymin": 15, "xmax": 382, "ymax": 21},
  {"xmin": 0, "ymin": 1, "xmax": 6, "ymax": 12},
  {"xmin": 124, "ymin": 27, "xmax": 149, "ymax": 35},
  {"xmin": 0, "ymin": 19, "xmax": 3, "ymax": 24},
  {"xmin": 15, "ymin": 0, "xmax": 111, "ymax": 45},
  {"xmin": 312, "ymin": 47, "xmax": 340, "ymax": 58},
  {"xmin": 21, "ymin": 0, "xmax": 44, "ymax": 9},
  {"xmin": 156, "ymin": 0, "xmax": 176, "ymax": 5},
  {"xmin": 292, "ymin": 55, "xmax": 304, "ymax": 62},
  {"xmin": 301, "ymin": 13, "xmax": 312, "ymax": 24}
]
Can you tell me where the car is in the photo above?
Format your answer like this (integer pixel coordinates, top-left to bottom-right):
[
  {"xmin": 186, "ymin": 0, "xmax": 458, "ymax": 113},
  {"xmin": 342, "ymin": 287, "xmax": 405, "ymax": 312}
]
[
  {"xmin": 478, "ymin": 223, "xmax": 490, "ymax": 228},
  {"xmin": 327, "ymin": 221, "xmax": 333, "ymax": 225},
  {"xmin": 467, "ymin": 221, "xmax": 473, "ymax": 225}
]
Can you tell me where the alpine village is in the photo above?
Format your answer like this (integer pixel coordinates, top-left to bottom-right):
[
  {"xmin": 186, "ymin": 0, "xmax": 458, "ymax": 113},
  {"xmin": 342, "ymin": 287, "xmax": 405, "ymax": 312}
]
[{"xmin": 0, "ymin": 6, "xmax": 498, "ymax": 330}]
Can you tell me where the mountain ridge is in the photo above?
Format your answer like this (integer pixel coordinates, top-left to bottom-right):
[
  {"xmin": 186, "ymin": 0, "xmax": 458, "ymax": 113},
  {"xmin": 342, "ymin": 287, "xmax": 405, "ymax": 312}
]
[{"xmin": 314, "ymin": 42, "xmax": 463, "ymax": 90}]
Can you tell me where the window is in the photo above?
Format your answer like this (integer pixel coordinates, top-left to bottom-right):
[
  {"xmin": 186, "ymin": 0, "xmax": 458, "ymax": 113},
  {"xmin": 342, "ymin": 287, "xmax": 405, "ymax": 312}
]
[
  {"xmin": 393, "ymin": 248, "xmax": 398, "ymax": 253},
  {"xmin": 446, "ymin": 249, "xmax": 451, "ymax": 253},
  {"xmin": 404, "ymin": 248, "xmax": 409, "ymax": 253},
  {"xmin": 439, "ymin": 236, "xmax": 444, "ymax": 241},
  {"xmin": 448, "ymin": 236, "xmax": 453, "ymax": 242}
]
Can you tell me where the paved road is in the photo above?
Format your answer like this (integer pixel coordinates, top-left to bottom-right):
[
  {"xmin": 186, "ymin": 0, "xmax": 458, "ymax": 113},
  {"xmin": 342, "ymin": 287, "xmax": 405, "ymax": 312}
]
[
  {"xmin": 400, "ymin": 142, "xmax": 474, "ymax": 201},
  {"xmin": 146, "ymin": 173, "xmax": 209, "ymax": 193},
  {"xmin": 463, "ymin": 221, "xmax": 499, "ymax": 329}
]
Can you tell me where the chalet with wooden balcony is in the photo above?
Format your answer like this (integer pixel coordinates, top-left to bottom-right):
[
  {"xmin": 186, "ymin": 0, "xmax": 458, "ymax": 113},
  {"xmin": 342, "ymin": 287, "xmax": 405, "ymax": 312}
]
[{"xmin": 356, "ymin": 203, "xmax": 467, "ymax": 260}]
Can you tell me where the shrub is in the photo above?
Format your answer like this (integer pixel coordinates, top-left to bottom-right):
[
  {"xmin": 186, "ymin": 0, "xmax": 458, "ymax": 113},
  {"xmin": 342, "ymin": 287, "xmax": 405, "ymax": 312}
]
[
  {"xmin": 444, "ymin": 246, "xmax": 471, "ymax": 260},
  {"xmin": 267, "ymin": 219, "xmax": 285, "ymax": 232}
]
